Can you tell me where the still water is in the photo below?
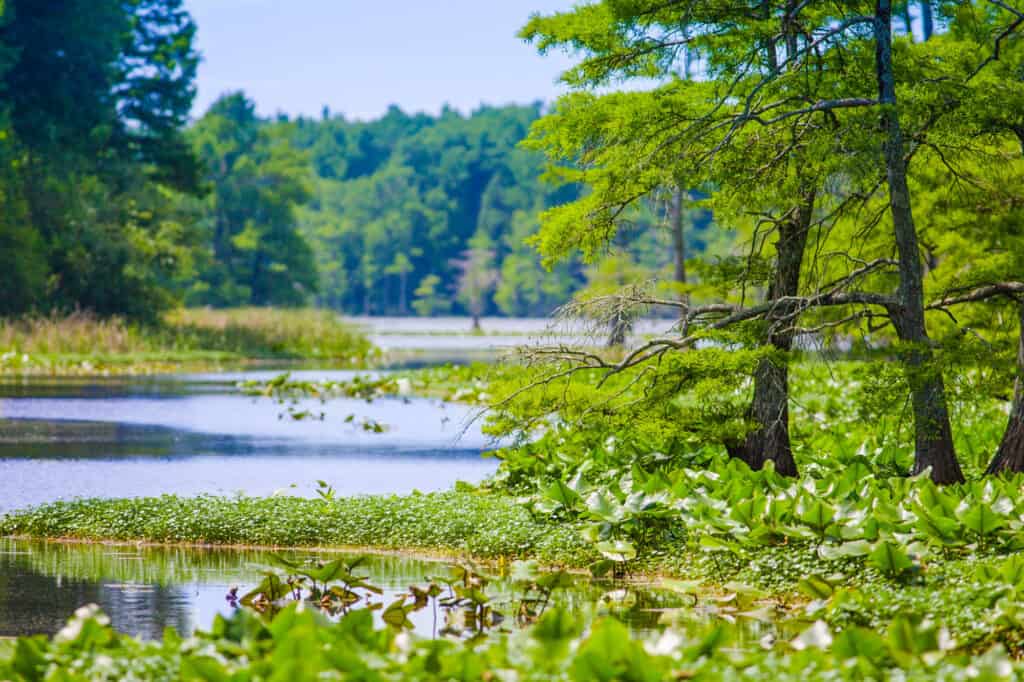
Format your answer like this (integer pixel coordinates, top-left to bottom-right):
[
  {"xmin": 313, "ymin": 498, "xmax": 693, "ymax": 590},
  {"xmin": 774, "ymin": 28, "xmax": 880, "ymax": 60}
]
[
  {"xmin": 0, "ymin": 538, "xmax": 788, "ymax": 642},
  {"xmin": 0, "ymin": 371, "xmax": 497, "ymax": 513},
  {"xmin": 0, "ymin": 368, "xmax": 505, "ymax": 637}
]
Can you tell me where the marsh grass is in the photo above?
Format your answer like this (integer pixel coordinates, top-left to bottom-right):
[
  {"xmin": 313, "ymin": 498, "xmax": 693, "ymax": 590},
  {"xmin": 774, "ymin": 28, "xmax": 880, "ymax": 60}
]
[{"xmin": 0, "ymin": 308, "xmax": 375, "ymax": 373}]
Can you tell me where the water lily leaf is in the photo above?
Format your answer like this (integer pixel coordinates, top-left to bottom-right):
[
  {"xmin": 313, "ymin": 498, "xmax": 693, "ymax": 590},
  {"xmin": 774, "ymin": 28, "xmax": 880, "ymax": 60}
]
[
  {"xmin": 510, "ymin": 560, "xmax": 540, "ymax": 583},
  {"xmin": 888, "ymin": 614, "xmax": 936, "ymax": 655},
  {"xmin": 818, "ymin": 540, "xmax": 872, "ymax": 560},
  {"xmin": 544, "ymin": 480, "xmax": 582, "ymax": 510},
  {"xmin": 533, "ymin": 607, "xmax": 580, "ymax": 641},
  {"xmin": 797, "ymin": 575, "xmax": 835, "ymax": 600},
  {"xmin": 912, "ymin": 505, "xmax": 962, "ymax": 545},
  {"xmin": 791, "ymin": 620, "xmax": 832, "ymax": 650},
  {"xmin": 868, "ymin": 540, "xmax": 912, "ymax": 576},
  {"xmin": 661, "ymin": 579, "xmax": 702, "ymax": 596},
  {"xmin": 595, "ymin": 539, "xmax": 636, "ymax": 562},
  {"xmin": 537, "ymin": 570, "xmax": 575, "ymax": 591},
  {"xmin": 586, "ymin": 490, "xmax": 625, "ymax": 524},
  {"xmin": 1002, "ymin": 555, "xmax": 1024, "ymax": 586},
  {"xmin": 382, "ymin": 597, "xmax": 413, "ymax": 630},
  {"xmin": 962, "ymin": 503, "xmax": 1006, "ymax": 537},
  {"xmin": 833, "ymin": 627, "xmax": 888, "ymax": 662},
  {"xmin": 698, "ymin": 535, "xmax": 741, "ymax": 554},
  {"xmin": 738, "ymin": 606, "xmax": 778, "ymax": 622},
  {"xmin": 797, "ymin": 498, "xmax": 836, "ymax": 533}
]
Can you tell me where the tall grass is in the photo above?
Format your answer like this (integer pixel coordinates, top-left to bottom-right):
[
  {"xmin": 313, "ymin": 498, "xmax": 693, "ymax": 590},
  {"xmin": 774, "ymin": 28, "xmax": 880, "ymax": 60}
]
[
  {"xmin": 0, "ymin": 308, "xmax": 375, "ymax": 366},
  {"xmin": 164, "ymin": 308, "xmax": 374, "ymax": 359},
  {"xmin": 0, "ymin": 312, "xmax": 152, "ymax": 355}
]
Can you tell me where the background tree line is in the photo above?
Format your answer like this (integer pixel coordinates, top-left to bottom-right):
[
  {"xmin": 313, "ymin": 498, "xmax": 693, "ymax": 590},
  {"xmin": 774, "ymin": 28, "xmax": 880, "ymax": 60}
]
[
  {"xmin": 0, "ymin": 0, "xmax": 718, "ymax": 320},
  {"xmin": 192, "ymin": 96, "xmax": 716, "ymax": 317}
]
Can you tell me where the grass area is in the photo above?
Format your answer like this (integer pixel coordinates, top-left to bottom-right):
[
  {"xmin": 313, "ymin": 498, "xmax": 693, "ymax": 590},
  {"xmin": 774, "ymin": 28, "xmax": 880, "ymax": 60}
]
[
  {"xmin": 0, "ymin": 491, "xmax": 595, "ymax": 567},
  {"xmin": 0, "ymin": 308, "xmax": 376, "ymax": 375}
]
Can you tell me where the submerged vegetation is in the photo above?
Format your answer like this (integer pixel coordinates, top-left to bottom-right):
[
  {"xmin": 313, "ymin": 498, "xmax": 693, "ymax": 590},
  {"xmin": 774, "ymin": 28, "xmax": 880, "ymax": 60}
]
[{"xmin": 0, "ymin": 308, "xmax": 375, "ymax": 374}]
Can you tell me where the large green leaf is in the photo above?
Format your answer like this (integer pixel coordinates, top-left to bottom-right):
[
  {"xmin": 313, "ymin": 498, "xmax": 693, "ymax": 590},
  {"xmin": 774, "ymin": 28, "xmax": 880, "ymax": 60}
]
[
  {"xmin": 833, "ymin": 627, "xmax": 888, "ymax": 662},
  {"xmin": 962, "ymin": 503, "xmax": 1006, "ymax": 538},
  {"xmin": 868, "ymin": 541, "xmax": 912, "ymax": 577},
  {"xmin": 818, "ymin": 540, "xmax": 873, "ymax": 560},
  {"xmin": 586, "ymin": 490, "xmax": 625, "ymax": 524},
  {"xmin": 797, "ymin": 575, "xmax": 835, "ymax": 600},
  {"xmin": 382, "ymin": 597, "xmax": 414, "ymax": 630},
  {"xmin": 543, "ymin": 480, "xmax": 582, "ymax": 510},
  {"xmin": 797, "ymin": 497, "xmax": 836, "ymax": 533},
  {"xmin": 595, "ymin": 539, "xmax": 636, "ymax": 562}
]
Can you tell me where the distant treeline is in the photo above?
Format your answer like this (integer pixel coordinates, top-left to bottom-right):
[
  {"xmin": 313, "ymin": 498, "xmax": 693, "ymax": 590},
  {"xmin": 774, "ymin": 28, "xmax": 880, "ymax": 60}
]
[
  {"xmin": 0, "ymin": 0, "xmax": 713, "ymax": 319},
  {"xmin": 188, "ymin": 95, "xmax": 716, "ymax": 317}
]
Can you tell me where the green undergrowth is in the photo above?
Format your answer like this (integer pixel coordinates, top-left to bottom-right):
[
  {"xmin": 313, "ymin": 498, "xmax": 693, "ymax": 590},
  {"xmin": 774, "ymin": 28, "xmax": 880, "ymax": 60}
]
[
  {"xmin": 10, "ymin": 482, "xmax": 1024, "ymax": 669},
  {"xmin": 0, "ymin": 491, "xmax": 595, "ymax": 567},
  {"xmin": 2, "ymin": 597, "xmax": 1022, "ymax": 680}
]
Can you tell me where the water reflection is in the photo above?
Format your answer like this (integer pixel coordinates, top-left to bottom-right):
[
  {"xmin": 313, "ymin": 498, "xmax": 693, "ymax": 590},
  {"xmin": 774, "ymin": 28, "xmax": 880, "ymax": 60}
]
[{"xmin": 0, "ymin": 539, "xmax": 791, "ymax": 643}]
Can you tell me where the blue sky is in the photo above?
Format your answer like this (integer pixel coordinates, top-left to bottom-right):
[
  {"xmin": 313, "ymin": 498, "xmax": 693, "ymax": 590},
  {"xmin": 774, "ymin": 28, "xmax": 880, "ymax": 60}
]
[{"xmin": 186, "ymin": 0, "xmax": 578, "ymax": 120}]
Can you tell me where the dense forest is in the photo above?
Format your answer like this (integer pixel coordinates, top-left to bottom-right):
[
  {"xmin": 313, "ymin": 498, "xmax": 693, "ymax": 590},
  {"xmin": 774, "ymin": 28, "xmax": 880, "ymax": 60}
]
[
  {"xmin": 0, "ymin": 0, "xmax": 714, "ymax": 319},
  {"xmin": 0, "ymin": 0, "xmax": 201, "ymax": 319}
]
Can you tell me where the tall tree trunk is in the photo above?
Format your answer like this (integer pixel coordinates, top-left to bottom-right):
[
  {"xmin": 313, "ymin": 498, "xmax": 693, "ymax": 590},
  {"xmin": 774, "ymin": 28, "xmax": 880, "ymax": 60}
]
[
  {"xmin": 399, "ymin": 270, "xmax": 408, "ymax": 315},
  {"xmin": 875, "ymin": 0, "xmax": 964, "ymax": 484},
  {"xmin": 986, "ymin": 302, "xmax": 1024, "ymax": 474},
  {"xmin": 901, "ymin": 3, "xmax": 914, "ymax": 38},
  {"xmin": 920, "ymin": 1, "xmax": 934, "ymax": 40},
  {"xmin": 723, "ymin": 7, "xmax": 812, "ymax": 478},
  {"xmin": 670, "ymin": 187, "xmax": 689, "ymax": 331},
  {"xmin": 607, "ymin": 309, "xmax": 631, "ymax": 347},
  {"xmin": 725, "ymin": 192, "xmax": 815, "ymax": 477}
]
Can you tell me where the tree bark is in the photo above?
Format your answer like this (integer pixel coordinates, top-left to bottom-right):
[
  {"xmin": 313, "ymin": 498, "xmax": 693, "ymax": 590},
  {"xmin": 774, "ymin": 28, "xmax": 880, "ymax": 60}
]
[
  {"xmin": 986, "ymin": 302, "xmax": 1024, "ymax": 474},
  {"xmin": 725, "ymin": 192, "xmax": 814, "ymax": 477},
  {"xmin": 607, "ymin": 310, "xmax": 631, "ymax": 347},
  {"xmin": 901, "ymin": 4, "xmax": 914, "ymax": 38},
  {"xmin": 920, "ymin": 1, "xmax": 934, "ymax": 41},
  {"xmin": 399, "ymin": 270, "xmax": 408, "ymax": 315},
  {"xmin": 875, "ymin": 0, "xmax": 964, "ymax": 484},
  {"xmin": 670, "ymin": 187, "xmax": 689, "ymax": 330}
]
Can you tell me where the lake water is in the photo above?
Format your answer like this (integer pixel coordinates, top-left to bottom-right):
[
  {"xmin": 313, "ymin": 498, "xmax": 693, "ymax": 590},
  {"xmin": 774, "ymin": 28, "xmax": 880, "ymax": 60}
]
[
  {"xmin": 0, "ymin": 371, "xmax": 497, "ymax": 513},
  {"xmin": 0, "ymin": 538, "xmax": 788, "ymax": 643}
]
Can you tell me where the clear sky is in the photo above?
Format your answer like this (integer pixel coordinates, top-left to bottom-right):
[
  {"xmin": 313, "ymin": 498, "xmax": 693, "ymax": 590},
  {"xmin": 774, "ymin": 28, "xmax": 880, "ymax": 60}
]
[{"xmin": 185, "ymin": 0, "xmax": 578, "ymax": 121}]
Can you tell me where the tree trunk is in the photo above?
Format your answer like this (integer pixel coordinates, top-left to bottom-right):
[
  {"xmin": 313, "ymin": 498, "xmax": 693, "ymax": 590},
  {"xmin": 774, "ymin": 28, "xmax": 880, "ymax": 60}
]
[
  {"xmin": 875, "ymin": 0, "xmax": 964, "ymax": 484},
  {"xmin": 725, "ymin": 193, "xmax": 814, "ymax": 477},
  {"xmin": 901, "ymin": 4, "xmax": 914, "ymax": 38},
  {"xmin": 920, "ymin": 1, "xmax": 934, "ymax": 40},
  {"xmin": 607, "ymin": 310, "xmax": 631, "ymax": 347},
  {"xmin": 986, "ymin": 302, "xmax": 1024, "ymax": 474},
  {"xmin": 399, "ymin": 270, "xmax": 408, "ymax": 315},
  {"xmin": 670, "ymin": 187, "xmax": 688, "ymax": 330}
]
